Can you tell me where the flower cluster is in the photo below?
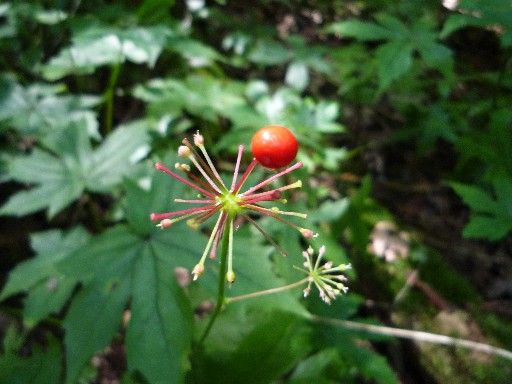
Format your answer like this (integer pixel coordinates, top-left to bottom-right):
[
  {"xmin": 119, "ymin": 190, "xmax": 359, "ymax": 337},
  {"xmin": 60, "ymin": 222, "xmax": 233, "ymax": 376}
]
[
  {"xmin": 150, "ymin": 132, "xmax": 317, "ymax": 283},
  {"xmin": 298, "ymin": 245, "xmax": 351, "ymax": 304}
]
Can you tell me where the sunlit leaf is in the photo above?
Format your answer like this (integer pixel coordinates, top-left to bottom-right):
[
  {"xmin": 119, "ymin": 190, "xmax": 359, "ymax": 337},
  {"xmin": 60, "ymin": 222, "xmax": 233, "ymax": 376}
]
[
  {"xmin": 0, "ymin": 121, "xmax": 149, "ymax": 218},
  {"xmin": 41, "ymin": 25, "xmax": 171, "ymax": 80}
]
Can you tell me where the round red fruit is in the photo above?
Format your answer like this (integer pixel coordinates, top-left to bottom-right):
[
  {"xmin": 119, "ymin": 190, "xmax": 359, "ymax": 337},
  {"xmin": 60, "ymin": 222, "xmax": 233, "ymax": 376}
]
[{"xmin": 251, "ymin": 125, "xmax": 298, "ymax": 169}]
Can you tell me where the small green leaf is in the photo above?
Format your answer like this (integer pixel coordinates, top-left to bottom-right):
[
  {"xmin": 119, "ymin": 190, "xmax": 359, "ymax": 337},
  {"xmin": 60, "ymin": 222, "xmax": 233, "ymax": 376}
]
[
  {"xmin": 248, "ymin": 38, "xmax": 290, "ymax": 65},
  {"xmin": 418, "ymin": 42, "xmax": 453, "ymax": 68},
  {"xmin": 169, "ymin": 37, "xmax": 222, "ymax": 67},
  {"xmin": 463, "ymin": 215, "xmax": 512, "ymax": 240},
  {"xmin": 450, "ymin": 182, "xmax": 497, "ymax": 213},
  {"xmin": 227, "ymin": 227, "xmax": 308, "ymax": 316},
  {"xmin": 376, "ymin": 41, "xmax": 413, "ymax": 89},
  {"xmin": 451, "ymin": 176, "xmax": 512, "ymax": 240},
  {"xmin": 325, "ymin": 20, "xmax": 393, "ymax": 41},
  {"xmin": 0, "ymin": 77, "xmax": 100, "ymax": 137}
]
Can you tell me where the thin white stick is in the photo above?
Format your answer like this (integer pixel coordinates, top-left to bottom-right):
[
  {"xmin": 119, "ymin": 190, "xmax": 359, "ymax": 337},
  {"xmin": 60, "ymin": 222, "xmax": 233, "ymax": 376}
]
[{"xmin": 310, "ymin": 315, "xmax": 512, "ymax": 361}]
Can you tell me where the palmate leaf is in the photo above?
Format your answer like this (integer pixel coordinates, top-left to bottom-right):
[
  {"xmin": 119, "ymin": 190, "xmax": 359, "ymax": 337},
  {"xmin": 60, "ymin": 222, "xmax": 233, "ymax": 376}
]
[
  {"xmin": 55, "ymin": 164, "xmax": 305, "ymax": 383},
  {"xmin": 55, "ymin": 169, "xmax": 200, "ymax": 384},
  {"xmin": 0, "ymin": 75, "xmax": 101, "ymax": 137},
  {"xmin": 133, "ymin": 75, "xmax": 267, "ymax": 131},
  {"xmin": 41, "ymin": 25, "xmax": 171, "ymax": 80},
  {"xmin": 325, "ymin": 16, "xmax": 452, "ymax": 89},
  {"xmin": 0, "ymin": 120, "xmax": 149, "ymax": 218},
  {"xmin": 58, "ymin": 223, "xmax": 195, "ymax": 384}
]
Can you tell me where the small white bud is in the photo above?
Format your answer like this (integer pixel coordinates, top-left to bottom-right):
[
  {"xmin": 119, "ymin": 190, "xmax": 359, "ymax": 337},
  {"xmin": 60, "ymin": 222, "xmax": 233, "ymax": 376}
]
[
  {"xmin": 193, "ymin": 132, "xmax": 204, "ymax": 146},
  {"xmin": 178, "ymin": 145, "xmax": 191, "ymax": 157},
  {"xmin": 191, "ymin": 263, "xmax": 204, "ymax": 280},
  {"xmin": 158, "ymin": 219, "xmax": 173, "ymax": 229}
]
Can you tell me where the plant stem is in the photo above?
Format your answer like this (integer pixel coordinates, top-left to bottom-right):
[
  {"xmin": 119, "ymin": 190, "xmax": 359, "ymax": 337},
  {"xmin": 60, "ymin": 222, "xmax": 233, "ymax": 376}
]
[
  {"xmin": 226, "ymin": 278, "xmax": 309, "ymax": 303},
  {"xmin": 103, "ymin": 63, "xmax": 121, "ymax": 135},
  {"xmin": 308, "ymin": 314, "xmax": 512, "ymax": 361},
  {"xmin": 198, "ymin": 216, "xmax": 232, "ymax": 344}
]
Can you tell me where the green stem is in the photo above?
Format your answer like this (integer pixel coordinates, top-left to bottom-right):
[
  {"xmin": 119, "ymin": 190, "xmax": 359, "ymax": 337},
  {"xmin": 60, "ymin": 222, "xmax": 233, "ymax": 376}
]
[
  {"xmin": 226, "ymin": 278, "xmax": 309, "ymax": 304},
  {"xmin": 198, "ymin": 216, "xmax": 232, "ymax": 344},
  {"xmin": 103, "ymin": 63, "xmax": 121, "ymax": 135}
]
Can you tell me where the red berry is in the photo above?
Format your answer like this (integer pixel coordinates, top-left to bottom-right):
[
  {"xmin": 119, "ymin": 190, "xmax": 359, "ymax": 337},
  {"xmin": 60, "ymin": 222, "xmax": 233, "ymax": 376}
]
[{"xmin": 251, "ymin": 125, "xmax": 298, "ymax": 169}]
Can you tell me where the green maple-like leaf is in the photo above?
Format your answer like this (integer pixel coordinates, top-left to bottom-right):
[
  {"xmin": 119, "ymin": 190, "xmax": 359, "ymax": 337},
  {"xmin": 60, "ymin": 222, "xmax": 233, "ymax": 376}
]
[
  {"xmin": 0, "ymin": 120, "xmax": 149, "ymax": 218},
  {"xmin": 325, "ymin": 15, "xmax": 452, "ymax": 89},
  {"xmin": 53, "ymin": 164, "xmax": 305, "ymax": 383}
]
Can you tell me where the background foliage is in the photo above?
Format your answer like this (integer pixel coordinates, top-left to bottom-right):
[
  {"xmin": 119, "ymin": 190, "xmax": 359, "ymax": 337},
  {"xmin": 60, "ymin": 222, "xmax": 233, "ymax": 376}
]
[{"xmin": 1, "ymin": 1, "xmax": 512, "ymax": 383}]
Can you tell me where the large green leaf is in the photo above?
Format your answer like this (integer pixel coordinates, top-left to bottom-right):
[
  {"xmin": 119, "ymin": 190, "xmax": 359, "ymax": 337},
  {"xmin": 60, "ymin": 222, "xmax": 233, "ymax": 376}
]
[
  {"xmin": 0, "ymin": 121, "xmax": 149, "ymax": 218},
  {"xmin": 55, "ymin": 160, "xmax": 309, "ymax": 382},
  {"xmin": 56, "ymin": 170, "xmax": 199, "ymax": 383}
]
